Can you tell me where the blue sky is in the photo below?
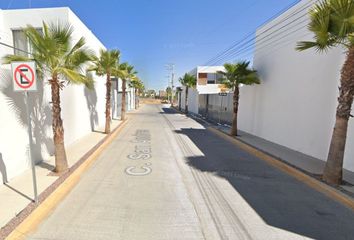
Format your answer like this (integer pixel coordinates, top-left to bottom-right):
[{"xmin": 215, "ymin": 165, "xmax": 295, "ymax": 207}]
[{"xmin": 1, "ymin": 0, "xmax": 299, "ymax": 91}]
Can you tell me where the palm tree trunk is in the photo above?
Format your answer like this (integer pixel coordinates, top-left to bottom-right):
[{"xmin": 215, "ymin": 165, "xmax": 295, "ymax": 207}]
[
  {"xmin": 105, "ymin": 73, "xmax": 111, "ymax": 134},
  {"xmin": 178, "ymin": 92, "xmax": 182, "ymax": 111},
  {"xmin": 51, "ymin": 74, "xmax": 68, "ymax": 173},
  {"xmin": 231, "ymin": 85, "xmax": 240, "ymax": 136},
  {"xmin": 171, "ymin": 89, "xmax": 174, "ymax": 107},
  {"xmin": 185, "ymin": 86, "xmax": 189, "ymax": 114},
  {"xmin": 135, "ymin": 88, "xmax": 138, "ymax": 109},
  {"xmin": 121, "ymin": 79, "xmax": 126, "ymax": 120},
  {"xmin": 323, "ymin": 46, "xmax": 354, "ymax": 185}
]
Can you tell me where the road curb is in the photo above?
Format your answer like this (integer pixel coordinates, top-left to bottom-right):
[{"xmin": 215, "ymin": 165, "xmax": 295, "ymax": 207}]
[
  {"xmin": 4, "ymin": 119, "xmax": 129, "ymax": 240},
  {"xmin": 207, "ymin": 126, "xmax": 354, "ymax": 211}
]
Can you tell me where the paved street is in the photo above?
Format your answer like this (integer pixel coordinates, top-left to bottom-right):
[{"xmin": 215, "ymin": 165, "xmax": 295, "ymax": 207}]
[{"xmin": 27, "ymin": 104, "xmax": 354, "ymax": 240}]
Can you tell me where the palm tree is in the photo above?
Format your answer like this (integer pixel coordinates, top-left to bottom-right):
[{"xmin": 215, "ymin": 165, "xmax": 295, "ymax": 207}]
[
  {"xmin": 297, "ymin": 0, "xmax": 354, "ymax": 185},
  {"xmin": 218, "ymin": 61, "xmax": 260, "ymax": 136},
  {"xmin": 129, "ymin": 78, "xmax": 144, "ymax": 109},
  {"xmin": 179, "ymin": 73, "xmax": 196, "ymax": 114},
  {"xmin": 115, "ymin": 63, "xmax": 137, "ymax": 120},
  {"xmin": 88, "ymin": 49, "xmax": 119, "ymax": 134},
  {"xmin": 3, "ymin": 22, "xmax": 93, "ymax": 173}
]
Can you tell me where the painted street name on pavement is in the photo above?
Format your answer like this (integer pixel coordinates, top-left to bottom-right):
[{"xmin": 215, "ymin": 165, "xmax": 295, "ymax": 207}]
[{"xmin": 125, "ymin": 129, "xmax": 152, "ymax": 176}]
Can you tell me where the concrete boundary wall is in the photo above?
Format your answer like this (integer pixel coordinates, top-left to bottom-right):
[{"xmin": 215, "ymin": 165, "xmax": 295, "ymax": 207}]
[
  {"xmin": 188, "ymin": 0, "xmax": 354, "ymax": 172},
  {"xmin": 177, "ymin": 0, "xmax": 353, "ymax": 173},
  {"xmin": 179, "ymin": 87, "xmax": 199, "ymax": 114},
  {"xmin": 240, "ymin": 0, "xmax": 353, "ymax": 172}
]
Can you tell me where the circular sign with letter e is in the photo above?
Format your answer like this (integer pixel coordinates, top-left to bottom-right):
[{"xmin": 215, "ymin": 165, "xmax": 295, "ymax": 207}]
[{"xmin": 11, "ymin": 61, "xmax": 37, "ymax": 92}]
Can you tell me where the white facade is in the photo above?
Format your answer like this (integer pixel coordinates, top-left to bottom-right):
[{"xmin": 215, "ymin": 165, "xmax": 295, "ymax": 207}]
[
  {"xmin": 0, "ymin": 7, "xmax": 134, "ymax": 181},
  {"xmin": 236, "ymin": 0, "xmax": 353, "ymax": 172},
  {"xmin": 179, "ymin": 87, "xmax": 199, "ymax": 114},
  {"xmin": 178, "ymin": 65, "xmax": 226, "ymax": 114},
  {"xmin": 112, "ymin": 78, "xmax": 136, "ymax": 119},
  {"xmin": 189, "ymin": 66, "xmax": 226, "ymax": 94}
]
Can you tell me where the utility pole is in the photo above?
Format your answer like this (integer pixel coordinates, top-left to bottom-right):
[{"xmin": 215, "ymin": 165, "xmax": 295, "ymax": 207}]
[
  {"xmin": 165, "ymin": 63, "xmax": 175, "ymax": 106},
  {"xmin": 171, "ymin": 64, "xmax": 175, "ymax": 107}
]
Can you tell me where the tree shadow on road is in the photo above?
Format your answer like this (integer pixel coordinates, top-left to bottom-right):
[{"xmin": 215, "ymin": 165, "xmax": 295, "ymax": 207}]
[{"xmin": 160, "ymin": 107, "xmax": 354, "ymax": 240}]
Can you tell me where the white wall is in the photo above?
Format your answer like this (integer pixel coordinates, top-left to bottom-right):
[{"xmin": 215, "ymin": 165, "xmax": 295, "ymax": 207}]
[
  {"xmin": 237, "ymin": 0, "xmax": 354, "ymax": 171},
  {"xmin": 0, "ymin": 8, "xmax": 110, "ymax": 181},
  {"xmin": 180, "ymin": 87, "xmax": 198, "ymax": 115}
]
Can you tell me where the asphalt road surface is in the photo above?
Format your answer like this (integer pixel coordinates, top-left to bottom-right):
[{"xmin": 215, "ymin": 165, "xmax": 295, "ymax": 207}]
[{"xmin": 28, "ymin": 104, "xmax": 354, "ymax": 240}]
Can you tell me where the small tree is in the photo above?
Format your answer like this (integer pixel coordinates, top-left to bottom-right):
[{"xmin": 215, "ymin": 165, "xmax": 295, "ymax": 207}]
[
  {"xmin": 3, "ymin": 22, "xmax": 93, "ymax": 173},
  {"xmin": 129, "ymin": 78, "xmax": 144, "ymax": 109},
  {"xmin": 179, "ymin": 73, "xmax": 196, "ymax": 114},
  {"xmin": 88, "ymin": 49, "xmax": 119, "ymax": 134},
  {"xmin": 114, "ymin": 62, "xmax": 137, "ymax": 120},
  {"xmin": 218, "ymin": 61, "xmax": 260, "ymax": 136},
  {"xmin": 297, "ymin": 0, "xmax": 354, "ymax": 185}
]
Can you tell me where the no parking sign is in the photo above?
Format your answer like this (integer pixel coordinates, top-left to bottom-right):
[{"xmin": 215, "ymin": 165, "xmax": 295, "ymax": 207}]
[
  {"xmin": 10, "ymin": 61, "xmax": 39, "ymax": 203},
  {"xmin": 11, "ymin": 61, "xmax": 37, "ymax": 92}
]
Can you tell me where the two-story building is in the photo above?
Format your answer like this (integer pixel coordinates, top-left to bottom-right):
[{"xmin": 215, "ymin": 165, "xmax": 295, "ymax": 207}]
[{"xmin": 178, "ymin": 66, "xmax": 226, "ymax": 114}]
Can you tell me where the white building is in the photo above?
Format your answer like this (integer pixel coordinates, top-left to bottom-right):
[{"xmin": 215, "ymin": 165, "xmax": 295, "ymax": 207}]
[
  {"xmin": 0, "ymin": 7, "xmax": 135, "ymax": 181},
  {"xmin": 179, "ymin": 0, "xmax": 353, "ymax": 174},
  {"xmin": 237, "ymin": 0, "xmax": 353, "ymax": 173},
  {"xmin": 189, "ymin": 66, "xmax": 226, "ymax": 94},
  {"xmin": 179, "ymin": 66, "xmax": 225, "ymax": 114}
]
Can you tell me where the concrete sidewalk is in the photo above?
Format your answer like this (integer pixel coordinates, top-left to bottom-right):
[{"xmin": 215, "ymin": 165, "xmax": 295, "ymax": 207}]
[
  {"xmin": 195, "ymin": 117, "xmax": 354, "ymax": 194},
  {"xmin": 0, "ymin": 119, "xmax": 122, "ymax": 229}
]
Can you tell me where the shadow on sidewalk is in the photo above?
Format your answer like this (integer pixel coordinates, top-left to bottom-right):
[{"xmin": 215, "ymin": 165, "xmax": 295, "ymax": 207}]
[
  {"xmin": 161, "ymin": 107, "xmax": 354, "ymax": 240},
  {"xmin": 3, "ymin": 184, "xmax": 33, "ymax": 201},
  {"xmin": 160, "ymin": 108, "xmax": 180, "ymax": 114},
  {"xmin": 38, "ymin": 161, "xmax": 55, "ymax": 171},
  {"xmin": 0, "ymin": 69, "xmax": 53, "ymax": 201},
  {"xmin": 0, "ymin": 153, "xmax": 8, "ymax": 184}
]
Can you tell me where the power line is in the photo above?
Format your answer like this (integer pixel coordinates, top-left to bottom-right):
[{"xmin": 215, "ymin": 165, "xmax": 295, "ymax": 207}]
[
  {"xmin": 0, "ymin": 41, "xmax": 32, "ymax": 55},
  {"xmin": 221, "ymin": 14, "xmax": 310, "ymax": 63},
  {"xmin": 207, "ymin": 0, "xmax": 317, "ymax": 65},
  {"xmin": 254, "ymin": 32, "xmax": 312, "ymax": 63},
  {"xmin": 203, "ymin": 0, "xmax": 317, "ymax": 66},
  {"xmin": 222, "ymin": 0, "xmax": 349, "ymax": 63},
  {"xmin": 203, "ymin": 0, "xmax": 305, "ymax": 65},
  {"xmin": 235, "ymin": 24, "xmax": 311, "ymax": 62}
]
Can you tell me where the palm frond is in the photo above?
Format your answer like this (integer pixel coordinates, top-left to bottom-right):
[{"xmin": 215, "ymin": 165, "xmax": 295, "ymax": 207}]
[
  {"xmin": 90, "ymin": 49, "xmax": 120, "ymax": 77},
  {"xmin": 65, "ymin": 48, "xmax": 94, "ymax": 71},
  {"xmin": 67, "ymin": 37, "xmax": 86, "ymax": 57},
  {"xmin": 2, "ymin": 54, "xmax": 32, "ymax": 64},
  {"xmin": 297, "ymin": 0, "xmax": 354, "ymax": 52},
  {"xmin": 220, "ymin": 61, "xmax": 260, "ymax": 88},
  {"xmin": 330, "ymin": 0, "xmax": 354, "ymax": 38},
  {"xmin": 241, "ymin": 72, "xmax": 260, "ymax": 85},
  {"xmin": 179, "ymin": 73, "xmax": 196, "ymax": 88},
  {"xmin": 59, "ymin": 67, "xmax": 93, "ymax": 89}
]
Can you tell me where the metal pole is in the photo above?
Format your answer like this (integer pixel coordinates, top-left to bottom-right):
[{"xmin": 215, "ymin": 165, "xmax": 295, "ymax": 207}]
[
  {"xmin": 25, "ymin": 91, "xmax": 38, "ymax": 204},
  {"xmin": 171, "ymin": 65, "xmax": 175, "ymax": 107}
]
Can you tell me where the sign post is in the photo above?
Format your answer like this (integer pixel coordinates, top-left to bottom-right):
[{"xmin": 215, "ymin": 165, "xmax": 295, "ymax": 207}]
[{"xmin": 11, "ymin": 61, "xmax": 38, "ymax": 204}]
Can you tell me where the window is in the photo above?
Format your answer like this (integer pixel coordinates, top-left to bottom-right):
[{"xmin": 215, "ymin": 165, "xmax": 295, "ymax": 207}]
[
  {"xmin": 12, "ymin": 28, "xmax": 42, "ymax": 57},
  {"xmin": 207, "ymin": 73, "xmax": 216, "ymax": 84},
  {"xmin": 216, "ymin": 73, "xmax": 224, "ymax": 83},
  {"xmin": 12, "ymin": 30, "xmax": 28, "ymax": 56}
]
